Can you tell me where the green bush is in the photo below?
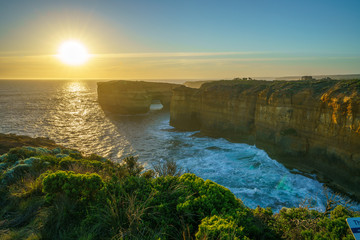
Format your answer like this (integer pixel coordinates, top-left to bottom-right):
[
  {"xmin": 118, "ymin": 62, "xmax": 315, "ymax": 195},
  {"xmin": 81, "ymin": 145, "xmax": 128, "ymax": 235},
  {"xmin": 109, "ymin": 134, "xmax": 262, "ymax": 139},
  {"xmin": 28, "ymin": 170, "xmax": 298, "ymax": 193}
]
[
  {"xmin": 330, "ymin": 205, "xmax": 352, "ymax": 219},
  {"xmin": 1, "ymin": 157, "xmax": 50, "ymax": 185},
  {"xmin": 177, "ymin": 173, "xmax": 242, "ymax": 218},
  {"xmin": 2, "ymin": 164, "xmax": 32, "ymax": 185},
  {"xmin": 248, "ymin": 206, "xmax": 278, "ymax": 239},
  {"xmin": 142, "ymin": 169, "xmax": 156, "ymax": 179},
  {"xmin": 316, "ymin": 206, "xmax": 356, "ymax": 240},
  {"xmin": 42, "ymin": 170, "xmax": 104, "ymax": 203},
  {"xmin": 147, "ymin": 176, "xmax": 187, "ymax": 237},
  {"xmin": 273, "ymin": 207, "xmax": 323, "ymax": 239},
  {"xmin": 59, "ymin": 156, "xmax": 105, "ymax": 170},
  {"xmin": 4, "ymin": 147, "xmax": 38, "ymax": 163},
  {"xmin": 38, "ymin": 154, "xmax": 59, "ymax": 166},
  {"xmin": 85, "ymin": 153, "xmax": 106, "ymax": 161},
  {"xmin": 272, "ymin": 205, "xmax": 359, "ymax": 240},
  {"xmin": 122, "ymin": 156, "xmax": 144, "ymax": 176},
  {"xmin": 196, "ymin": 215, "xmax": 246, "ymax": 240},
  {"xmin": 80, "ymin": 176, "xmax": 155, "ymax": 239}
]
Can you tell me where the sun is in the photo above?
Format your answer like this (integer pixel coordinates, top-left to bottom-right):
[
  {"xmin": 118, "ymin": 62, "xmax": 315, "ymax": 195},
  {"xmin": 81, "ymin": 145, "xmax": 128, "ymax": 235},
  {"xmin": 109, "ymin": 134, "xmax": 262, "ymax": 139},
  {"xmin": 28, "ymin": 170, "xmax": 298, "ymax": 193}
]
[{"xmin": 57, "ymin": 40, "xmax": 90, "ymax": 66}]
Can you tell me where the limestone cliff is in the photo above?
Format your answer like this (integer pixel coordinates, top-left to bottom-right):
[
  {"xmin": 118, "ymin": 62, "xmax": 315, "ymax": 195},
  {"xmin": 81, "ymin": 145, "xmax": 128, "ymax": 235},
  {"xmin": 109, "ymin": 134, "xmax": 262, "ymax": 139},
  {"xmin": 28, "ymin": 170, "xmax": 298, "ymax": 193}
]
[
  {"xmin": 97, "ymin": 80, "xmax": 180, "ymax": 114},
  {"xmin": 170, "ymin": 79, "xmax": 360, "ymax": 198}
]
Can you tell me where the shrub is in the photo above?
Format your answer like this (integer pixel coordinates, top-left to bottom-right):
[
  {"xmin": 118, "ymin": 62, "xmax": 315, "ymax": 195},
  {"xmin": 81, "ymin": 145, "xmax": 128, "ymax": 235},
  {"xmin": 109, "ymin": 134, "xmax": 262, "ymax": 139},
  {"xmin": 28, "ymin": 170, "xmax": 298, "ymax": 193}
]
[
  {"xmin": 85, "ymin": 153, "xmax": 106, "ymax": 162},
  {"xmin": 195, "ymin": 215, "xmax": 246, "ymax": 240},
  {"xmin": 316, "ymin": 217, "xmax": 351, "ymax": 240},
  {"xmin": 42, "ymin": 171, "xmax": 104, "ymax": 203},
  {"xmin": 4, "ymin": 147, "xmax": 38, "ymax": 163},
  {"xmin": 147, "ymin": 176, "xmax": 187, "ymax": 237},
  {"xmin": 120, "ymin": 176, "xmax": 153, "ymax": 201},
  {"xmin": 271, "ymin": 205, "xmax": 359, "ymax": 240},
  {"xmin": 51, "ymin": 147, "xmax": 61, "ymax": 155},
  {"xmin": 177, "ymin": 174, "xmax": 242, "ymax": 218},
  {"xmin": 330, "ymin": 205, "xmax": 352, "ymax": 219},
  {"xmin": 1, "ymin": 157, "xmax": 50, "ymax": 186},
  {"xmin": 152, "ymin": 159, "xmax": 183, "ymax": 177},
  {"xmin": 122, "ymin": 156, "xmax": 144, "ymax": 176},
  {"xmin": 41, "ymin": 194, "xmax": 81, "ymax": 240},
  {"xmin": 38, "ymin": 154, "xmax": 59, "ymax": 166},
  {"xmin": 314, "ymin": 205, "xmax": 357, "ymax": 240},
  {"xmin": 81, "ymin": 176, "xmax": 155, "ymax": 239},
  {"xmin": 69, "ymin": 152, "xmax": 83, "ymax": 159},
  {"xmin": 59, "ymin": 157, "xmax": 104, "ymax": 171},
  {"xmin": 248, "ymin": 206, "xmax": 278, "ymax": 239},
  {"xmin": 2, "ymin": 164, "xmax": 32, "ymax": 185},
  {"xmin": 142, "ymin": 169, "xmax": 156, "ymax": 179},
  {"xmin": 175, "ymin": 173, "xmax": 243, "ymax": 236},
  {"xmin": 273, "ymin": 207, "xmax": 322, "ymax": 239}
]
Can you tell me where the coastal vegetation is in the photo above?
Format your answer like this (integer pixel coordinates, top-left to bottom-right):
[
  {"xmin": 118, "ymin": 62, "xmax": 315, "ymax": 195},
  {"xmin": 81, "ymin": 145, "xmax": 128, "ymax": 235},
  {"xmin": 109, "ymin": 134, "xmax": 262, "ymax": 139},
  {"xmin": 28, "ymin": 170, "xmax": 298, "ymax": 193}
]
[{"xmin": 0, "ymin": 142, "xmax": 359, "ymax": 239}]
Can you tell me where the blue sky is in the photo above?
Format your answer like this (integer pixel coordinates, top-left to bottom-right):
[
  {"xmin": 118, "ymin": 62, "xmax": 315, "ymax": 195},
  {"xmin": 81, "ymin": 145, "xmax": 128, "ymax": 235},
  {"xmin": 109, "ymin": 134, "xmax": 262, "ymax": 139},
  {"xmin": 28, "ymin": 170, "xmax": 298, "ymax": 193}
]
[{"xmin": 0, "ymin": 0, "xmax": 359, "ymax": 79}]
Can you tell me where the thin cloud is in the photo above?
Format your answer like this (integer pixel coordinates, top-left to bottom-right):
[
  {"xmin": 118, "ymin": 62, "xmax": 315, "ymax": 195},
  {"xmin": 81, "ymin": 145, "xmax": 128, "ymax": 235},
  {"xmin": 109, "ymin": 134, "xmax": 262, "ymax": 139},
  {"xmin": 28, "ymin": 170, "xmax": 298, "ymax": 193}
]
[
  {"xmin": 92, "ymin": 51, "xmax": 270, "ymax": 58},
  {"xmin": 142, "ymin": 56, "xmax": 360, "ymax": 65},
  {"xmin": 0, "ymin": 52, "xmax": 251, "ymax": 61},
  {"xmin": 0, "ymin": 54, "xmax": 55, "ymax": 60}
]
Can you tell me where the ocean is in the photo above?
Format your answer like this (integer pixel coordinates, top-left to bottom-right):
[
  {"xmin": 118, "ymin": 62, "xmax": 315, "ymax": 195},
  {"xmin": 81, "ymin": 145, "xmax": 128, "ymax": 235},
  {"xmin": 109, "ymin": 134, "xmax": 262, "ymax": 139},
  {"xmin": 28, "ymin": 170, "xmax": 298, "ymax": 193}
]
[{"xmin": 0, "ymin": 79, "xmax": 356, "ymax": 211}]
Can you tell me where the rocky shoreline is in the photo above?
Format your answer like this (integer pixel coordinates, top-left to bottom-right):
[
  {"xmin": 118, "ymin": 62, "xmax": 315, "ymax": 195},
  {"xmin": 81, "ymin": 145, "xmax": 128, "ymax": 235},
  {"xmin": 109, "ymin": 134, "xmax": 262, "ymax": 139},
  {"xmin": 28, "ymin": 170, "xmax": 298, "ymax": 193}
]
[{"xmin": 170, "ymin": 79, "xmax": 360, "ymax": 200}]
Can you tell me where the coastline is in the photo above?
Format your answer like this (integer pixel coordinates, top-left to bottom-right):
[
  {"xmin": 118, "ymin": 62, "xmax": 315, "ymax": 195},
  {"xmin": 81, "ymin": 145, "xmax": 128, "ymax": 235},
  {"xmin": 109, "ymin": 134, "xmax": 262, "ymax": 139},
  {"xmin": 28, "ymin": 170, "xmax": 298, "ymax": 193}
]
[{"xmin": 170, "ymin": 79, "xmax": 360, "ymax": 200}]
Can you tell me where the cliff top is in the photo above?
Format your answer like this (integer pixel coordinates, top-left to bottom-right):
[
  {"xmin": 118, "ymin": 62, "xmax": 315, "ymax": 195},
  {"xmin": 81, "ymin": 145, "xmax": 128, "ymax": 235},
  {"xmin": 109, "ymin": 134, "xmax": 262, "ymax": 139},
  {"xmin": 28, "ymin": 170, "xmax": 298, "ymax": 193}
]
[
  {"xmin": 97, "ymin": 80, "xmax": 180, "ymax": 89},
  {"xmin": 198, "ymin": 79, "xmax": 360, "ymax": 99}
]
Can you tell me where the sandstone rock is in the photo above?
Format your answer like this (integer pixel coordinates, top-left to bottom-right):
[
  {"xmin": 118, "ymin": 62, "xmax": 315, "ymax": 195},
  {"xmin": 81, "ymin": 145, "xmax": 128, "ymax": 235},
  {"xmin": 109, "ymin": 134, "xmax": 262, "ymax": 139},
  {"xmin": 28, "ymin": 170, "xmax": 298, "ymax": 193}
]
[{"xmin": 97, "ymin": 80, "xmax": 180, "ymax": 114}]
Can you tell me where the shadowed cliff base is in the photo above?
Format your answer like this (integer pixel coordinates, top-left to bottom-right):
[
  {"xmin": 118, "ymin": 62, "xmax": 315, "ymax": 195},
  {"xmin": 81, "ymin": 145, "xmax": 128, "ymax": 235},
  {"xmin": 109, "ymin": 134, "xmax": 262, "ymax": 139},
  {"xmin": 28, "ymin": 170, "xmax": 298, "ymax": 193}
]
[
  {"xmin": 97, "ymin": 80, "xmax": 181, "ymax": 114},
  {"xmin": 170, "ymin": 79, "xmax": 360, "ymax": 200}
]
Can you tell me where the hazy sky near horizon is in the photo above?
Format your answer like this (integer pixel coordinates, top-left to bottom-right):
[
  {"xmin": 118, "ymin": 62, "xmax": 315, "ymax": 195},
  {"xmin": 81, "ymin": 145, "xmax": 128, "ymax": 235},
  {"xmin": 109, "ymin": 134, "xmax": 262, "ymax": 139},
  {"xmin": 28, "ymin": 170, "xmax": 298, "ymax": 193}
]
[{"xmin": 0, "ymin": 0, "xmax": 359, "ymax": 79}]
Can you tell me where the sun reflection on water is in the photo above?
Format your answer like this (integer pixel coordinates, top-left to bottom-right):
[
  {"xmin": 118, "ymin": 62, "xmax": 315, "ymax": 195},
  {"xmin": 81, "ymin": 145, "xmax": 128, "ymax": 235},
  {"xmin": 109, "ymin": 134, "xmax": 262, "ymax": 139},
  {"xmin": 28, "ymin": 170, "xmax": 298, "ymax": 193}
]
[
  {"xmin": 66, "ymin": 81, "xmax": 87, "ymax": 93},
  {"xmin": 58, "ymin": 81, "xmax": 93, "ymax": 141}
]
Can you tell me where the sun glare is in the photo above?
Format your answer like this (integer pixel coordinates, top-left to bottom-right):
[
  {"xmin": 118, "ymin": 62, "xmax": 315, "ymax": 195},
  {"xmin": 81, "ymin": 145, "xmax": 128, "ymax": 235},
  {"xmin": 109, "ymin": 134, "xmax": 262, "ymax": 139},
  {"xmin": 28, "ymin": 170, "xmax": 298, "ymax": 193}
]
[{"xmin": 57, "ymin": 40, "xmax": 90, "ymax": 66}]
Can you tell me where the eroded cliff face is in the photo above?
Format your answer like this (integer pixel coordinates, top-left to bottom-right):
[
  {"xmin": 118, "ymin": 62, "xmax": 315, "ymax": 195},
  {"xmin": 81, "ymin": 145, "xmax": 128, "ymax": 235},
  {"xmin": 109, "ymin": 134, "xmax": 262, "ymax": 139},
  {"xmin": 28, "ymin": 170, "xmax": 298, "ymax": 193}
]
[
  {"xmin": 98, "ymin": 80, "xmax": 180, "ymax": 114},
  {"xmin": 170, "ymin": 79, "xmax": 360, "ymax": 198}
]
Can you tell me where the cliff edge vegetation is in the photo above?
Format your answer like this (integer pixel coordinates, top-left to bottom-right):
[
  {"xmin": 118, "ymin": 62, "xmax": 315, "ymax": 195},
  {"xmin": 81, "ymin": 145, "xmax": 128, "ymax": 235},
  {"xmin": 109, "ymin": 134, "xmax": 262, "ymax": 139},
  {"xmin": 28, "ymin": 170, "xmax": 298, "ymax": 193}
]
[
  {"xmin": 0, "ymin": 135, "xmax": 359, "ymax": 239},
  {"xmin": 170, "ymin": 79, "xmax": 360, "ymax": 200},
  {"xmin": 0, "ymin": 133, "xmax": 60, "ymax": 155}
]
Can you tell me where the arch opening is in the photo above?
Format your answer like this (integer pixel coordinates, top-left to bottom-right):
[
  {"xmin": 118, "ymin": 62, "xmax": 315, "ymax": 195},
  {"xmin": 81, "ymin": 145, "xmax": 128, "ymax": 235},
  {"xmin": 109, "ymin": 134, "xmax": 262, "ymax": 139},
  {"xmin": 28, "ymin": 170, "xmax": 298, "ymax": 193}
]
[{"xmin": 150, "ymin": 99, "xmax": 164, "ymax": 111}]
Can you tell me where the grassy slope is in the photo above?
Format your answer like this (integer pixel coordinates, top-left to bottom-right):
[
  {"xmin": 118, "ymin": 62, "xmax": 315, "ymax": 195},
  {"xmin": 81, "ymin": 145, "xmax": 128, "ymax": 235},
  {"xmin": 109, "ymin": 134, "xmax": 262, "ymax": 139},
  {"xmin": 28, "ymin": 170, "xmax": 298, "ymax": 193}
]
[{"xmin": 0, "ymin": 135, "xmax": 359, "ymax": 240}]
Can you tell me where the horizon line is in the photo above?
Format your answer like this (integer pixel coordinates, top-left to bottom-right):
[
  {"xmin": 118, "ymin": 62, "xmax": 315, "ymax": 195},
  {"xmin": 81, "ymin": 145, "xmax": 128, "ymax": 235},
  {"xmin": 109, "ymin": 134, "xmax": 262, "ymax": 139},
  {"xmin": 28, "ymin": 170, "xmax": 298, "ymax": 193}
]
[{"xmin": 1, "ymin": 73, "xmax": 359, "ymax": 81}]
